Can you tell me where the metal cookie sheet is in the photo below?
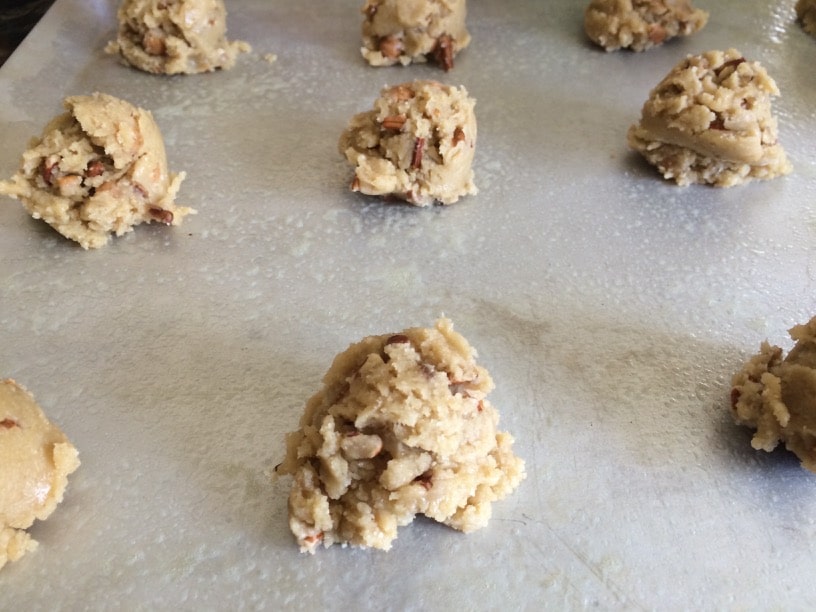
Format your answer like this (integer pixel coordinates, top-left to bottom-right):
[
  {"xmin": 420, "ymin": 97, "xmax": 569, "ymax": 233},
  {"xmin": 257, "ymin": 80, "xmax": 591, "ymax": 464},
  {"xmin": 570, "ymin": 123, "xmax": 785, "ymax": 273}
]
[{"xmin": 1, "ymin": 0, "xmax": 815, "ymax": 608}]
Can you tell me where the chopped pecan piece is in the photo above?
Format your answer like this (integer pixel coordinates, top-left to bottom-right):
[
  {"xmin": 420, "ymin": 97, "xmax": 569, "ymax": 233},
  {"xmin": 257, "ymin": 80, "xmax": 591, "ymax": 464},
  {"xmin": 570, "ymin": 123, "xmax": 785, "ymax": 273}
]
[
  {"xmin": 411, "ymin": 137, "xmax": 425, "ymax": 170},
  {"xmin": 85, "ymin": 159, "xmax": 105, "ymax": 178},
  {"xmin": 730, "ymin": 387, "xmax": 741, "ymax": 410},
  {"xmin": 41, "ymin": 158, "xmax": 58, "ymax": 186},
  {"xmin": 143, "ymin": 28, "xmax": 167, "ymax": 56},
  {"xmin": 379, "ymin": 34, "xmax": 403, "ymax": 59},
  {"xmin": 350, "ymin": 176, "xmax": 361, "ymax": 192},
  {"xmin": 714, "ymin": 57, "xmax": 745, "ymax": 78},
  {"xmin": 432, "ymin": 34, "xmax": 454, "ymax": 71},
  {"xmin": 1, "ymin": 418, "xmax": 19, "ymax": 429},
  {"xmin": 414, "ymin": 472, "xmax": 433, "ymax": 490},
  {"xmin": 149, "ymin": 207, "xmax": 174, "ymax": 224},
  {"xmin": 452, "ymin": 127, "xmax": 465, "ymax": 146},
  {"xmin": 386, "ymin": 334, "xmax": 410, "ymax": 345},
  {"xmin": 381, "ymin": 115, "xmax": 407, "ymax": 131}
]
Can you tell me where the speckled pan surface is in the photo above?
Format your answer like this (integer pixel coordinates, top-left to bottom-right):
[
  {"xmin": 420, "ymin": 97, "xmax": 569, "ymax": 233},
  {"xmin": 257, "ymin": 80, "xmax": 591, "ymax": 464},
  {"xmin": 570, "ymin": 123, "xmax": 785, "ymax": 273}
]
[{"xmin": 1, "ymin": 0, "xmax": 815, "ymax": 608}]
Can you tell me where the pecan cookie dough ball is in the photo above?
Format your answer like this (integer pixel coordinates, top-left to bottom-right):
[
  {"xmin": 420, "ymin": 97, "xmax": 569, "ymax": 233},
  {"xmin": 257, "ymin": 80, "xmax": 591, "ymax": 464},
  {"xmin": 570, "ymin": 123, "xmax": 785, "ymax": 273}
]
[
  {"xmin": 276, "ymin": 319, "xmax": 526, "ymax": 553},
  {"xmin": 361, "ymin": 0, "xmax": 471, "ymax": 71},
  {"xmin": 0, "ymin": 92, "xmax": 192, "ymax": 249},
  {"xmin": 584, "ymin": 0, "xmax": 708, "ymax": 52},
  {"xmin": 627, "ymin": 49, "xmax": 793, "ymax": 187},
  {"xmin": 797, "ymin": 0, "xmax": 816, "ymax": 36},
  {"xmin": 1, "ymin": 380, "xmax": 80, "ymax": 571},
  {"xmin": 730, "ymin": 316, "xmax": 816, "ymax": 472},
  {"xmin": 339, "ymin": 80, "xmax": 477, "ymax": 206},
  {"xmin": 106, "ymin": 0, "xmax": 250, "ymax": 74}
]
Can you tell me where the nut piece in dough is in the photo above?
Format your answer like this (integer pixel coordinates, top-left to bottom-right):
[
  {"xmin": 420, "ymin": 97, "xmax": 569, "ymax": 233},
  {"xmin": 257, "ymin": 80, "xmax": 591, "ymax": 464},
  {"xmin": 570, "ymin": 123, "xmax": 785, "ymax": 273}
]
[
  {"xmin": 627, "ymin": 49, "xmax": 793, "ymax": 187},
  {"xmin": 730, "ymin": 316, "xmax": 816, "ymax": 472},
  {"xmin": 584, "ymin": 0, "xmax": 708, "ymax": 52},
  {"xmin": 339, "ymin": 80, "xmax": 477, "ymax": 206},
  {"xmin": 106, "ymin": 0, "xmax": 251, "ymax": 74},
  {"xmin": 276, "ymin": 318, "xmax": 526, "ymax": 553},
  {"xmin": 797, "ymin": 0, "xmax": 816, "ymax": 36},
  {"xmin": 0, "ymin": 92, "xmax": 193, "ymax": 249},
  {"xmin": 1, "ymin": 380, "xmax": 80, "ymax": 571},
  {"xmin": 361, "ymin": 0, "xmax": 471, "ymax": 71}
]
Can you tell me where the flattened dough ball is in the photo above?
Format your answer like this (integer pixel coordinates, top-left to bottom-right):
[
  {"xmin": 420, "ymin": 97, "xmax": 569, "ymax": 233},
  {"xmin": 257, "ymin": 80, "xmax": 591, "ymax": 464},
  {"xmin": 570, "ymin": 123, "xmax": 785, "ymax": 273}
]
[
  {"xmin": 0, "ymin": 92, "xmax": 192, "ymax": 249},
  {"xmin": 106, "ymin": 0, "xmax": 250, "ymax": 74},
  {"xmin": 627, "ymin": 49, "xmax": 793, "ymax": 187},
  {"xmin": 797, "ymin": 0, "xmax": 816, "ymax": 36},
  {"xmin": 1, "ymin": 380, "xmax": 80, "ymax": 571},
  {"xmin": 361, "ymin": 0, "xmax": 471, "ymax": 71},
  {"xmin": 339, "ymin": 80, "xmax": 477, "ymax": 206},
  {"xmin": 730, "ymin": 316, "xmax": 816, "ymax": 472},
  {"xmin": 276, "ymin": 319, "xmax": 526, "ymax": 553},
  {"xmin": 584, "ymin": 0, "xmax": 708, "ymax": 52}
]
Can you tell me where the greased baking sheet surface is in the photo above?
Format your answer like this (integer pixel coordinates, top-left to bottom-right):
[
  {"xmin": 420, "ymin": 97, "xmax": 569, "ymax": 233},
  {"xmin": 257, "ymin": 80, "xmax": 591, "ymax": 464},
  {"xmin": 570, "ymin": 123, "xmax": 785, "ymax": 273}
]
[{"xmin": 1, "ymin": 0, "xmax": 815, "ymax": 608}]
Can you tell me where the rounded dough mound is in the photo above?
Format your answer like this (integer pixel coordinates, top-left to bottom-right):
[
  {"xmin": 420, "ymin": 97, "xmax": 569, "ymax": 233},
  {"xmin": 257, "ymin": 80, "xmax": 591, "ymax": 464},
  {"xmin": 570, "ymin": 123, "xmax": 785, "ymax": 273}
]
[
  {"xmin": 106, "ymin": 0, "xmax": 250, "ymax": 74},
  {"xmin": 276, "ymin": 319, "xmax": 526, "ymax": 553},
  {"xmin": 731, "ymin": 316, "xmax": 816, "ymax": 472},
  {"xmin": 627, "ymin": 49, "xmax": 793, "ymax": 187},
  {"xmin": 0, "ymin": 380, "xmax": 80, "ymax": 571},
  {"xmin": 584, "ymin": 0, "xmax": 708, "ymax": 52},
  {"xmin": 0, "ymin": 92, "xmax": 192, "ymax": 249},
  {"xmin": 339, "ymin": 80, "xmax": 477, "ymax": 206},
  {"xmin": 797, "ymin": 0, "xmax": 816, "ymax": 36},
  {"xmin": 360, "ymin": 0, "xmax": 471, "ymax": 71}
]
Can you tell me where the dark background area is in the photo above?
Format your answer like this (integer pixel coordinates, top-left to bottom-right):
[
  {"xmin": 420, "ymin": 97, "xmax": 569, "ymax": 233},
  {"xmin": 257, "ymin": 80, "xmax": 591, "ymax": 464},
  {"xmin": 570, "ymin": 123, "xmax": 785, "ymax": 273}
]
[{"xmin": 0, "ymin": 0, "xmax": 55, "ymax": 66}]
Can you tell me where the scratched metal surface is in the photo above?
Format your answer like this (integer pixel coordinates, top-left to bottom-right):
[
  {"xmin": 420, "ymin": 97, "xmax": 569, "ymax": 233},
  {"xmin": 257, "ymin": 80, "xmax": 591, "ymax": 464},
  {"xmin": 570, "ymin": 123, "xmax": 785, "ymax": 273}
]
[{"xmin": 1, "ymin": 0, "xmax": 815, "ymax": 608}]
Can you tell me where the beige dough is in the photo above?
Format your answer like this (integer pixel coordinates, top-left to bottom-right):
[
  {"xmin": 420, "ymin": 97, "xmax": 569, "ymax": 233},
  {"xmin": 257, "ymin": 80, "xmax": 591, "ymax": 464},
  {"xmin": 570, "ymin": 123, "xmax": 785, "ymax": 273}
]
[
  {"xmin": 584, "ymin": 0, "xmax": 708, "ymax": 52},
  {"xmin": 360, "ymin": 0, "xmax": 471, "ymax": 71},
  {"xmin": 730, "ymin": 316, "xmax": 816, "ymax": 472},
  {"xmin": 0, "ymin": 380, "xmax": 80, "ymax": 571},
  {"xmin": 106, "ymin": 0, "xmax": 250, "ymax": 74},
  {"xmin": 339, "ymin": 80, "xmax": 477, "ymax": 206},
  {"xmin": 0, "ymin": 92, "xmax": 192, "ymax": 249},
  {"xmin": 797, "ymin": 0, "xmax": 816, "ymax": 35},
  {"xmin": 276, "ymin": 318, "xmax": 525, "ymax": 553},
  {"xmin": 627, "ymin": 49, "xmax": 793, "ymax": 187}
]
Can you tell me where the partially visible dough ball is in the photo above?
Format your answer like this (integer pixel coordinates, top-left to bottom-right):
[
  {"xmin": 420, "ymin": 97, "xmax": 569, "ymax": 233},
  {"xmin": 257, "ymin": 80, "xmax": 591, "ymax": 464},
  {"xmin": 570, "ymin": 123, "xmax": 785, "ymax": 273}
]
[
  {"xmin": 106, "ymin": 0, "xmax": 250, "ymax": 74},
  {"xmin": 0, "ymin": 380, "xmax": 80, "ymax": 571},
  {"xmin": 360, "ymin": 0, "xmax": 471, "ymax": 71},
  {"xmin": 627, "ymin": 49, "xmax": 793, "ymax": 187},
  {"xmin": 797, "ymin": 0, "xmax": 816, "ymax": 36},
  {"xmin": 730, "ymin": 316, "xmax": 816, "ymax": 472},
  {"xmin": 339, "ymin": 80, "xmax": 477, "ymax": 206},
  {"xmin": 584, "ymin": 0, "xmax": 708, "ymax": 52},
  {"xmin": 276, "ymin": 318, "xmax": 526, "ymax": 553},
  {"xmin": 0, "ymin": 92, "xmax": 193, "ymax": 249}
]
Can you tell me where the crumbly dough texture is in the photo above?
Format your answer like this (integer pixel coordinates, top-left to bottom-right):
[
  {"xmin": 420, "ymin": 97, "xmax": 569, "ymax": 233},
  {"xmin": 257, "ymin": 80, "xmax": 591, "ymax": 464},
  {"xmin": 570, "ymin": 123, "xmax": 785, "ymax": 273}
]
[
  {"xmin": 797, "ymin": 0, "xmax": 816, "ymax": 35},
  {"xmin": 0, "ymin": 380, "xmax": 80, "ymax": 571},
  {"xmin": 361, "ymin": 0, "xmax": 471, "ymax": 70},
  {"xmin": 339, "ymin": 80, "xmax": 477, "ymax": 206},
  {"xmin": 627, "ymin": 48, "xmax": 793, "ymax": 187},
  {"xmin": 0, "ymin": 92, "xmax": 192, "ymax": 249},
  {"xmin": 731, "ymin": 316, "xmax": 816, "ymax": 472},
  {"xmin": 584, "ymin": 0, "xmax": 708, "ymax": 52},
  {"xmin": 106, "ymin": 0, "xmax": 250, "ymax": 74},
  {"xmin": 276, "ymin": 318, "xmax": 525, "ymax": 553}
]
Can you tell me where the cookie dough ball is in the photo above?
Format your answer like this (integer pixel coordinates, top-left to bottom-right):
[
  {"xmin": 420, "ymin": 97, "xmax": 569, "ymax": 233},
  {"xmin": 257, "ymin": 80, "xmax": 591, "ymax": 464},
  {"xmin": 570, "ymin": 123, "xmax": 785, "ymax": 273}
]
[
  {"xmin": 730, "ymin": 316, "xmax": 816, "ymax": 472},
  {"xmin": 627, "ymin": 49, "xmax": 793, "ymax": 187},
  {"xmin": 797, "ymin": 0, "xmax": 816, "ymax": 36},
  {"xmin": 276, "ymin": 318, "xmax": 526, "ymax": 553},
  {"xmin": 0, "ymin": 92, "xmax": 192, "ymax": 249},
  {"xmin": 584, "ymin": 0, "xmax": 708, "ymax": 52},
  {"xmin": 339, "ymin": 80, "xmax": 477, "ymax": 206},
  {"xmin": 1, "ymin": 380, "xmax": 80, "ymax": 571},
  {"xmin": 106, "ymin": 0, "xmax": 250, "ymax": 74},
  {"xmin": 360, "ymin": 0, "xmax": 471, "ymax": 71}
]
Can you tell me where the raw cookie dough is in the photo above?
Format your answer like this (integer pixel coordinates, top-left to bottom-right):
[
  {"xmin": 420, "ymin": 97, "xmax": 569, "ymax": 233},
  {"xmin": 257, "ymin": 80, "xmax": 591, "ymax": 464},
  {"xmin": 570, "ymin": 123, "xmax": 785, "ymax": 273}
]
[
  {"xmin": 360, "ymin": 0, "xmax": 471, "ymax": 71},
  {"xmin": 1, "ymin": 380, "xmax": 80, "ymax": 571},
  {"xmin": 339, "ymin": 80, "xmax": 477, "ymax": 206},
  {"xmin": 276, "ymin": 318, "xmax": 526, "ymax": 553},
  {"xmin": 0, "ymin": 92, "xmax": 192, "ymax": 249},
  {"xmin": 627, "ymin": 49, "xmax": 793, "ymax": 187},
  {"xmin": 797, "ymin": 0, "xmax": 816, "ymax": 36},
  {"xmin": 106, "ymin": 0, "xmax": 250, "ymax": 74},
  {"xmin": 730, "ymin": 316, "xmax": 816, "ymax": 472},
  {"xmin": 584, "ymin": 0, "xmax": 708, "ymax": 52}
]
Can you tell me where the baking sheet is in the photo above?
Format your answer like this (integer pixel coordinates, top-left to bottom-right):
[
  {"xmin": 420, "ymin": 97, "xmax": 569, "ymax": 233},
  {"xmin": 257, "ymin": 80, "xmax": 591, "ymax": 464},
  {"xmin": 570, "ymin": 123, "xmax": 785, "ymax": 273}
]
[{"xmin": 1, "ymin": 0, "xmax": 815, "ymax": 608}]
